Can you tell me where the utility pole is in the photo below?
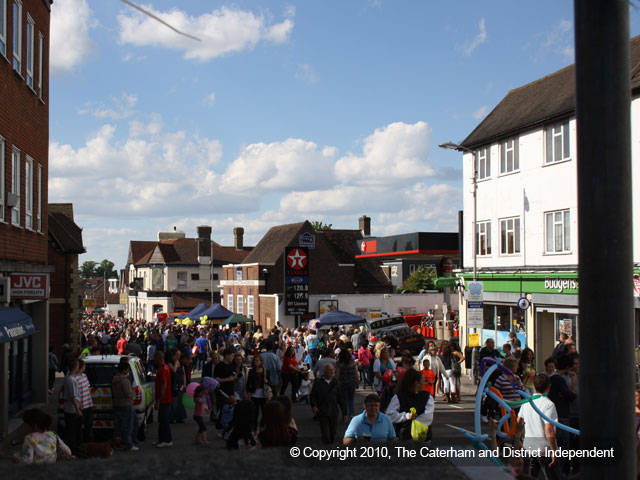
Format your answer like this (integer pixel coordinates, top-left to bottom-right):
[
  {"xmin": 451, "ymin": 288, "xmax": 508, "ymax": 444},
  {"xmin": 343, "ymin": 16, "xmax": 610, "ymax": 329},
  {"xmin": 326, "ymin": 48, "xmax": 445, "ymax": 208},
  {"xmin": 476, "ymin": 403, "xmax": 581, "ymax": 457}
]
[{"xmin": 575, "ymin": 1, "xmax": 635, "ymax": 478}]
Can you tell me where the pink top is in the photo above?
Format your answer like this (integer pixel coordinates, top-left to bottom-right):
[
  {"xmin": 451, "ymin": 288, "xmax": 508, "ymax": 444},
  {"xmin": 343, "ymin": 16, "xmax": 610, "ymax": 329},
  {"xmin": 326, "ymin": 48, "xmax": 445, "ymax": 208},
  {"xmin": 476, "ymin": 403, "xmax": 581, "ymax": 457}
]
[
  {"xmin": 358, "ymin": 347, "xmax": 373, "ymax": 367},
  {"xmin": 194, "ymin": 395, "xmax": 208, "ymax": 416}
]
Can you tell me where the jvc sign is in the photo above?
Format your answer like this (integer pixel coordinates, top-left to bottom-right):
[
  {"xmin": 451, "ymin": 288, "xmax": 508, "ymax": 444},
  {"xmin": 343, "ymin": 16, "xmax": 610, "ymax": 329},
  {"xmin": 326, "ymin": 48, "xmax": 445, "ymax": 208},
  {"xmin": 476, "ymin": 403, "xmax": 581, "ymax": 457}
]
[{"xmin": 10, "ymin": 273, "xmax": 49, "ymax": 299}]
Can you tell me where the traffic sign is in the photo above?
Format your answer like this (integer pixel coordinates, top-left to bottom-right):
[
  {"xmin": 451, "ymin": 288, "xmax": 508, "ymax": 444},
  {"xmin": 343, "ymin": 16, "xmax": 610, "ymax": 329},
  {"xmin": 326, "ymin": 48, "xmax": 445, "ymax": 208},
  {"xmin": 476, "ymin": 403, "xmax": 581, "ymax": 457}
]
[{"xmin": 517, "ymin": 297, "xmax": 531, "ymax": 310}]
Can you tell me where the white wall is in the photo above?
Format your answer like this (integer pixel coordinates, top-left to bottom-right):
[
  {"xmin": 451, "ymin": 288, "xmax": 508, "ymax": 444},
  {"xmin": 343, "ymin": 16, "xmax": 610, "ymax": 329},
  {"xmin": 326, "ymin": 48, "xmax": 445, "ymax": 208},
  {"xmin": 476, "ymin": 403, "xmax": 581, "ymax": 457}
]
[
  {"xmin": 463, "ymin": 119, "xmax": 580, "ymax": 270},
  {"xmin": 309, "ymin": 293, "xmax": 445, "ymax": 317}
]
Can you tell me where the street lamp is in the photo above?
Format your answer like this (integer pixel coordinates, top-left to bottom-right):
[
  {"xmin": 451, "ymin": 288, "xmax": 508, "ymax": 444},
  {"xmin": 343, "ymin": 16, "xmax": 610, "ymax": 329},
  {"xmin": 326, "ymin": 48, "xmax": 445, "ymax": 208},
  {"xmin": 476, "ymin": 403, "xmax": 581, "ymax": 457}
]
[{"xmin": 438, "ymin": 141, "xmax": 477, "ymax": 282}]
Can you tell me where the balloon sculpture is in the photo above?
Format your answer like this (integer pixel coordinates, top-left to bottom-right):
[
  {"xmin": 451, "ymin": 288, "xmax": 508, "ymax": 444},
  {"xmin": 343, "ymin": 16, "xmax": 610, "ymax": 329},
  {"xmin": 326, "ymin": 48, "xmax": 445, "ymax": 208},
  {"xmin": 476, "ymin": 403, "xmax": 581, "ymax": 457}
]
[
  {"xmin": 459, "ymin": 356, "xmax": 580, "ymax": 472},
  {"xmin": 200, "ymin": 315, "xmax": 208, "ymax": 325}
]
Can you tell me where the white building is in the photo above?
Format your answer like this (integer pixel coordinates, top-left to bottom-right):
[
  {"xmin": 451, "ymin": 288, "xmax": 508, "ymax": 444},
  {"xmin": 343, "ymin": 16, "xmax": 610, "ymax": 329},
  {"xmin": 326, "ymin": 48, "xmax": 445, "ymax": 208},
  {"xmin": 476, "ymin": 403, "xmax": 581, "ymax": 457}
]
[
  {"xmin": 455, "ymin": 35, "xmax": 640, "ymax": 365},
  {"xmin": 125, "ymin": 226, "xmax": 251, "ymax": 321}
]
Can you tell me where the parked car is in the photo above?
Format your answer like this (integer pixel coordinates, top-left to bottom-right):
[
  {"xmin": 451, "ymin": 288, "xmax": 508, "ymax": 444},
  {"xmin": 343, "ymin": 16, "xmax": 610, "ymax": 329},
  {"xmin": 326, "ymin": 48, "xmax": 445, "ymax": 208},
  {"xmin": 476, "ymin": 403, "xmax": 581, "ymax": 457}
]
[
  {"xmin": 366, "ymin": 315, "xmax": 425, "ymax": 355},
  {"xmin": 58, "ymin": 355, "xmax": 154, "ymax": 440}
]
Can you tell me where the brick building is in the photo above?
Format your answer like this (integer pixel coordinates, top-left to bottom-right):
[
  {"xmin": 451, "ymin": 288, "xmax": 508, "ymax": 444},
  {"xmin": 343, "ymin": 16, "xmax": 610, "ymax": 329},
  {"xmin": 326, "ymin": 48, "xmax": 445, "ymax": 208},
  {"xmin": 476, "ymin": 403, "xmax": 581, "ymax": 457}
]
[
  {"xmin": 220, "ymin": 219, "xmax": 392, "ymax": 330},
  {"xmin": 125, "ymin": 227, "xmax": 252, "ymax": 321},
  {"xmin": 0, "ymin": 0, "xmax": 52, "ymax": 437},
  {"xmin": 47, "ymin": 203, "xmax": 85, "ymax": 358}
]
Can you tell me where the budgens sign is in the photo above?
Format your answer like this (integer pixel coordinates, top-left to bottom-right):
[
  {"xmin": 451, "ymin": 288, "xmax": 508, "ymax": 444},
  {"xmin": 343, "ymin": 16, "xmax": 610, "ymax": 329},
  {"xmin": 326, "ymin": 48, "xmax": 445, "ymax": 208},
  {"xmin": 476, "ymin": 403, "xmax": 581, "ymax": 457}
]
[{"xmin": 544, "ymin": 277, "xmax": 578, "ymax": 293}]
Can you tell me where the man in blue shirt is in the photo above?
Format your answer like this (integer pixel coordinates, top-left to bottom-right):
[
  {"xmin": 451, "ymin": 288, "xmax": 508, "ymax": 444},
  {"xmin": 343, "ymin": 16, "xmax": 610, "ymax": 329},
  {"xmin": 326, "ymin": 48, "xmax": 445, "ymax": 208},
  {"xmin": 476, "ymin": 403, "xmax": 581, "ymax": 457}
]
[
  {"xmin": 195, "ymin": 331, "xmax": 209, "ymax": 371},
  {"xmin": 343, "ymin": 393, "xmax": 397, "ymax": 445}
]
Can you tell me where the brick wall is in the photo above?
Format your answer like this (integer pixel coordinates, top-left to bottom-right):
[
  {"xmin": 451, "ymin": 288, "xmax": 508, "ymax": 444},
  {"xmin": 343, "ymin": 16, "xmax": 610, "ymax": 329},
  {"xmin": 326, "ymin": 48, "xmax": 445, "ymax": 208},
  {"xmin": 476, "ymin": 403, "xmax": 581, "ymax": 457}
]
[{"xmin": 0, "ymin": 0, "xmax": 51, "ymax": 264}]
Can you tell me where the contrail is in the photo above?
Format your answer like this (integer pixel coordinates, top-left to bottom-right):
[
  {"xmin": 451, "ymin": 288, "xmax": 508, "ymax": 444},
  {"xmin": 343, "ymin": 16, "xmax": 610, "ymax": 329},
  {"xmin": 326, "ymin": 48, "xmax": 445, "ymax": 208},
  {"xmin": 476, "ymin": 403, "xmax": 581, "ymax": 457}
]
[{"xmin": 120, "ymin": 0, "xmax": 202, "ymax": 42}]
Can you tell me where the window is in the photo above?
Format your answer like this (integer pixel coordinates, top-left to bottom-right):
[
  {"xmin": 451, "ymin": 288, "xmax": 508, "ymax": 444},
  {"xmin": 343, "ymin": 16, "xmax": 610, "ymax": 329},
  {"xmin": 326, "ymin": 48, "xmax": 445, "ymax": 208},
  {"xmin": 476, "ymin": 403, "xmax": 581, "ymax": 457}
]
[
  {"xmin": 476, "ymin": 147, "xmax": 490, "ymax": 180},
  {"xmin": 25, "ymin": 14, "xmax": 33, "ymax": 87},
  {"xmin": 545, "ymin": 121, "xmax": 570, "ymax": 164},
  {"xmin": 176, "ymin": 271, "xmax": 187, "ymax": 289},
  {"xmin": 190, "ymin": 273, "xmax": 199, "ymax": 280},
  {"xmin": 475, "ymin": 221, "xmax": 491, "ymax": 256},
  {"xmin": 11, "ymin": 147, "xmax": 20, "ymax": 226},
  {"xmin": 545, "ymin": 210, "xmax": 571, "ymax": 253},
  {"xmin": 24, "ymin": 156, "xmax": 32, "ymax": 229},
  {"xmin": 37, "ymin": 32, "xmax": 42, "ymax": 98},
  {"xmin": 0, "ymin": 136, "xmax": 4, "ymax": 222},
  {"xmin": 36, "ymin": 164, "xmax": 41, "ymax": 231},
  {"xmin": 499, "ymin": 137, "xmax": 519, "ymax": 174},
  {"xmin": 236, "ymin": 269, "xmax": 243, "ymax": 281},
  {"xmin": 12, "ymin": 0, "xmax": 21, "ymax": 72},
  {"xmin": 237, "ymin": 294, "xmax": 243, "ymax": 314},
  {"xmin": 500, "ymin": 217, "xmax": 520, "ymax": 255},
  {"xmin": 247, "ymin": 295, "xmax": 254, "ymax": 316},
  {"xmin": 0, "ymin": 0, "xmax": 6, "ymax": 56},
  {"xmin": 227, "ymin": 294, "xmax": 234, "ymax": 313}
]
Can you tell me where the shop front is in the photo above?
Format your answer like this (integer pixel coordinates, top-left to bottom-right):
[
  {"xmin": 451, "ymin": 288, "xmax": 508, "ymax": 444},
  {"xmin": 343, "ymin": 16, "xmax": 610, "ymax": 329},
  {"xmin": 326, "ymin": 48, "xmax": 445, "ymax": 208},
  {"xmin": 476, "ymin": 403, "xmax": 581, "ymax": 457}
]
[{"xmin": 458, "ymin": 272, "xmax": 579, "ymax": 367}]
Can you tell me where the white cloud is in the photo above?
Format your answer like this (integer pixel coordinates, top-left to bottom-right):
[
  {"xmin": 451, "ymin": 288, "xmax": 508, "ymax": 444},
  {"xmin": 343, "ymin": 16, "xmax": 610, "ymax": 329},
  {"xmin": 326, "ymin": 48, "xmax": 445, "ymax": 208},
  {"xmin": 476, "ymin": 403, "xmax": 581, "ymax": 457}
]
[
  {"xmin": 117, "ymin": 6, "xmax": 294, "ymax": 62},
  {"xmin": 296, "ymin": 64, "xmax": 318, "ymax": 84},
  {"xmin": 221, "ymin": 139, "xmax": 338, "ymax": 193},
  {"xmin": 526, "ymin": 19, "xmax": 574, "ymax": 63},
  {"xmin": 461, "ymin": 18, "xmax": 487, "ymax": 57},
  {"xmin": 473, "ymin": 105, "xmax": 489, "ymax": 120},
  {"xmin": 334, "ymin": 121, "xmax": 434, "ymax": 186},
  {"xmin": 203, "ymin": 92, "xmax": 216, "ymax": 107},
  {"xmin": 122, "ymin": 52, "xmax": 147, "ymax": 62},
  {"xmin": 50, "ymin": 0, "xmax": 95, "ymax": 73},
  {"xmin": 77, "ymin": 93, "xmax": 139, "ymax": 120}
]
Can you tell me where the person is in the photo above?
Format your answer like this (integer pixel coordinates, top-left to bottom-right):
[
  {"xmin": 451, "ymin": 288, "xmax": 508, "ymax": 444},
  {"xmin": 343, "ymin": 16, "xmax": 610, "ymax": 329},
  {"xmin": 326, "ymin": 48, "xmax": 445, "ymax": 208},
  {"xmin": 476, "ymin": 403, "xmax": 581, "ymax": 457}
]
[
  {"xmin": 508, "ymin": 332, "xmax": 522, "ymax": 356},
  {"xmin": 221, "ymin": 395, "xmax": 237, "ymax": 437},
  {"xmin": 450, "ymin": 343, "xmax": 465, "ymax": 402},
  {"xmin": 48, "ymin": 346, "xmax": 58, "ymax": 394},
  {"xmin": 247, "ymin": 354, "xmax": 267, "ymax": 427},
  {"xmin": 518, "ymin": 347, "xmax": 536, "ymax": 396},
  {"xmin": 343, "ymin": 393, "xmax": 396, "ymax": 445},
  {"xmin": 421, "ymin": 358, "xmax": 436, "ymax": 397},
  {"xmin": 372, "ymin": 347, "xmax": 396, "ymax": 396},
  {"xmin": 116, "ymin": 334, "xmax": 128, "ymax": 355},
  {"xmin": 310, "ymin": 364, "xmax": 348, "ymax": 444},
  {"xmin": 195, "ymin": 331, "xmax": 209, "ymax": 371},
  {"xmin": 232, "ymin": 353, "xmax": 246, "ymax": 399},
  {"xmin": 386, "ymin": 368, "xmax": 434, "ymax": 440},
  {"xmin": 112, "ymin": 358, "xmax": 137, "ymax": 451},
  {"xmin": 193, "ymin": 386, "xmax": 210, "ymax": 447},
  {"xmin": 336, "ymin": 348, "xmax": 359, "ymax": 418},
  {"xmin": 276, "ymin": 395, "xmax": 298, "ymax": 445},
  {"xmin": 154, "ymin": 351, "xmax": 173, "ymax": 447},
  {"xmin": 280, "ymin": 346, "xmax": 303, "ymax": 402},
  {"xmin": 549, "ymin": 353, "xmax": 577, "ymax": 477},
  {"xmin": 313, "ymin": 349, "xmax": 337, "ymax": 379},
  {"xmin": 544, "ymin": 357, "xmax": 556, "ymax": 375},
  {"xmin": 297, "ymin": 371, "xmax": 311, "ymax": 405},
  {"xmin": 552, "ymin": 333, "xmax": 568, "ymax": 361},
  {"xmin": 518, "ymin": 373, "xmax": 559, "ymax": 479},
  {"xmin": 74, "ymin": 359, "xmax": 94, "ymax": 443},
  {"xmin": 60, "ymin": 344, "xmax": 74, "ymax": 376},
  {"xmin": 357, "ymin": 339, "xmax": 374, "ymax": 389},
  {"xmin": 439, "ymin": 343, "xmax": 457, "ymax": 403},
  {"xmin": 226, "ymin": 399, "xmax": 257, "ymax": 450},
  {"xmin": 256, "ymin": 400, "xmax": 295, "ymax": 448},
  {"xmin": 62, "ymin": 359, "xmax": 82, "ymax": 454},
  {"xmin": 260, "ymin": 340, "xmax": 281, "ymax": 397},
  {"xmin": 494, "ymin": 358, "xmax": 524, "ymax": 408},
  {"xmin": 306, "ymin": 329, "xmax": 320, "ymax": 370},
  {"xmin": 169, "ymin": 349, "xmax": 187, "ymax": 424},
  {"xmin": 425, "ymin": 346, "xmax": 446, "ymax": 400},
  {"xmin": 11, "ymin": 408, "xmax": 72, "ymax": 464},
  {"xmin": 215, "ymin": 348, "xmax": 238, "ymax": 411}
]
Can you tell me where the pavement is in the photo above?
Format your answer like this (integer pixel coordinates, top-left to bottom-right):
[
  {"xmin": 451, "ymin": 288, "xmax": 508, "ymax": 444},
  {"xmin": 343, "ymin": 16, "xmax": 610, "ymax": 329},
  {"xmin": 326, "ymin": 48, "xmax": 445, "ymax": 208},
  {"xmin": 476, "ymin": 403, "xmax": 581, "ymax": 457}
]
[{"xmin": 0, "ymin": 370, "xmax": 510, "ymax": 479}]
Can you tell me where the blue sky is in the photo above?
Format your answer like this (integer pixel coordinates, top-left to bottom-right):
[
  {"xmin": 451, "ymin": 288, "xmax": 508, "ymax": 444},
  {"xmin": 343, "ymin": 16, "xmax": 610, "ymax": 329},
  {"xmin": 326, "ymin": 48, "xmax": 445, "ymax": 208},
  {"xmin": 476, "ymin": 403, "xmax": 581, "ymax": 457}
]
[{"xmin": 48, "ymin": 0, "xmax": 640, "ymax": 270}]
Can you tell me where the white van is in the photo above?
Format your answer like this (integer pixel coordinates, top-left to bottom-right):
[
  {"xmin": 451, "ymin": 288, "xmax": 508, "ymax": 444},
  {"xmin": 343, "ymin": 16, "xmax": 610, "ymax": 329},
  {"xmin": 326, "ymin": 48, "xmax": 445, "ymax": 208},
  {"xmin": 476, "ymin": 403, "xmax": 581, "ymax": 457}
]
[{"xmin": 58, "ymin": 355, "xmax": 154, "ymax": 440}]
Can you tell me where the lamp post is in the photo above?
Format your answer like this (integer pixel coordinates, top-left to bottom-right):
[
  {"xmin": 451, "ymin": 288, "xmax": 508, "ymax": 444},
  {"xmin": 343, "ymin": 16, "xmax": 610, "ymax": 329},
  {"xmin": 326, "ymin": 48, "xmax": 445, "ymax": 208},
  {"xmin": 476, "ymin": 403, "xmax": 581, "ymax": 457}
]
[{"xmin": 438, "ymin": 141, "xmax": 477, "ymax": 281}]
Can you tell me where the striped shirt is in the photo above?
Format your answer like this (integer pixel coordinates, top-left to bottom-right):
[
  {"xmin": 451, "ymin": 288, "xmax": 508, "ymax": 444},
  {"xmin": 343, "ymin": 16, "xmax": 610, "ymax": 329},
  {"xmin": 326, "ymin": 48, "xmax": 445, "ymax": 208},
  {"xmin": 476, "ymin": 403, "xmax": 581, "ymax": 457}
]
[
  {"xmin": 494, "ymin": 374, "xmax": 523, "ymax": 403},
  {"xmin": 75, "ymin": 373, "xmax": 93, "ymax": 409}
]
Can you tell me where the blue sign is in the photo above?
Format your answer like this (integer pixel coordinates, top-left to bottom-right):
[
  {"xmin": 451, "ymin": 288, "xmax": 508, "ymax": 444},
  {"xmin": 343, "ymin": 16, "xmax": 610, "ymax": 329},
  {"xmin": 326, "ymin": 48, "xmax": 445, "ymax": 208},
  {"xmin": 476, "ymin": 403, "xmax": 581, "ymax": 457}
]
[
  {"xmin": 299, "ymin": 232, "xmax": 316, "ymax": 249},
  {"xmin": 467, "ymin": 302, "xmax": 484, "ymax": 309}
]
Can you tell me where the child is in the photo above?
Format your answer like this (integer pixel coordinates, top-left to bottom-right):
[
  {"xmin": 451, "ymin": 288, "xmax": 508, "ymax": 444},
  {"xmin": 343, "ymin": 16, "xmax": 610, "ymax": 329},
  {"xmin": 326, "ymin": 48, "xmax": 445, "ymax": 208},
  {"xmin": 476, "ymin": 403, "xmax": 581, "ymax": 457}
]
[
  {"xmin": 193, "ymin": 386, "xmax": 210, "ymax": 446},
  {"xmin": 12, "ymin": 408, "xmax": 72, "ymax": 464},
  {"xmin": 421, "ymin": 358, "xmax": 436, "ymax": 397},
  {"xmin": 297, "ymin": 372, "xmax": 311, "ymax": 405},
  {"xmin": 220, "ymin": 394, "xmax": 237, "ymax": 439}
]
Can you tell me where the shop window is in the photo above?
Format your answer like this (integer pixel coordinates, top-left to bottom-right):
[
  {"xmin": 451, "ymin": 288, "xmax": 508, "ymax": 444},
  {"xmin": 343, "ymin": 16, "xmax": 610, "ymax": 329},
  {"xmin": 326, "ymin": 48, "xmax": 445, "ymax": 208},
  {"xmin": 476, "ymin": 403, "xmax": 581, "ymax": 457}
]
[{"xmin": 483, "ymin": 304, "xmax": 495, "ymax": 330}]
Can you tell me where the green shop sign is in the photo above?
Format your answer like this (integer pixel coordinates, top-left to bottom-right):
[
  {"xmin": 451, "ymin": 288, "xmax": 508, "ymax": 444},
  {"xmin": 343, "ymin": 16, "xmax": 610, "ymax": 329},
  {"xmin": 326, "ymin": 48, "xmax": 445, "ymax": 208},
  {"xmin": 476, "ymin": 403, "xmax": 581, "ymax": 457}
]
[{"xmin": 459, "ymin": 273, "xmax": 579, "ymax": 295}]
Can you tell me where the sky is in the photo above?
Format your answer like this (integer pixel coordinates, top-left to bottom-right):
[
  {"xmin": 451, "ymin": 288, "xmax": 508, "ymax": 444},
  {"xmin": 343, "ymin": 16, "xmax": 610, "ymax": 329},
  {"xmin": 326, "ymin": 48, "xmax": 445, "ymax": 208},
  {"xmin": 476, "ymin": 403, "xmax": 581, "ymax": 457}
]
[{"xmin": 48, "ymin": 0, "xmax": 640, "ymax": 270}]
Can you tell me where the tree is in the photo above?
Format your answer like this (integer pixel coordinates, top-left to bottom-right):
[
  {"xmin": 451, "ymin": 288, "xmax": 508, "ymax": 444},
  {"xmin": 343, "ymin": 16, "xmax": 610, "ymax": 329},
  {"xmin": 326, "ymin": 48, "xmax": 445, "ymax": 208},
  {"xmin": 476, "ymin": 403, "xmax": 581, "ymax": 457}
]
[
  {"xmin": 95, "ymin": 259, "xmax": 117, "ymax": 279},
  {"xmin": 401, "ymin": 266, "xmax": 437, "ymax": 292},
  {"xmin": 311, "ymin": 221, "xmax": 332, "ymax": 230},
  {"xmin": 80, "ymin": 261, "xmax": 97, "ymax": 278}
]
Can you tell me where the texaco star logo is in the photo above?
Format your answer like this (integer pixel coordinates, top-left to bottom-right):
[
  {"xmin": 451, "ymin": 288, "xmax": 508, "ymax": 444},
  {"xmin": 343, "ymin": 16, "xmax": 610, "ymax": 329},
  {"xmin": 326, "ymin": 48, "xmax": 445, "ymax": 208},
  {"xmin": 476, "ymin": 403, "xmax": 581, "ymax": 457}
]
[
  {"xmin": 287, "ymin": 249, "xmax": 308, "ymax": 269},
  {"xmin": 361, "ymin": 241, "xmax": 366, "ymax": 253}
]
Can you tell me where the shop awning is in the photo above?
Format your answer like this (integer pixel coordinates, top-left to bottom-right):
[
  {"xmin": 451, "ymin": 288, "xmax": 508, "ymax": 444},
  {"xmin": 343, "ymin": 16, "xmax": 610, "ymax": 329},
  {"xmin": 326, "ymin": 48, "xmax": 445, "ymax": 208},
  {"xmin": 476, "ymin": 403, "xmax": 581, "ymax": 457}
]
[{"xmin": 0, "ymin": 307, "xmax": 36, "ymax": 344}]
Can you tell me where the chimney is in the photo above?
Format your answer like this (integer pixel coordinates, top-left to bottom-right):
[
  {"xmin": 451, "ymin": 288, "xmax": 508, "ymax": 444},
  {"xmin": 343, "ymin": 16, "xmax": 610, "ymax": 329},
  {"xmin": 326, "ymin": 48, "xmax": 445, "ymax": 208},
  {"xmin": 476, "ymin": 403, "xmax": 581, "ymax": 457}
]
[
  {"xmin": 234, "ymin": 227, "xmax": 244, "ymax": 250},
  {"xmin": 197, "ymin": 225, "xmax": 212, "ymax": 263},
  {"xmin": 359, "ymin": 215, "xmax": 371, "ymax": 237}
]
